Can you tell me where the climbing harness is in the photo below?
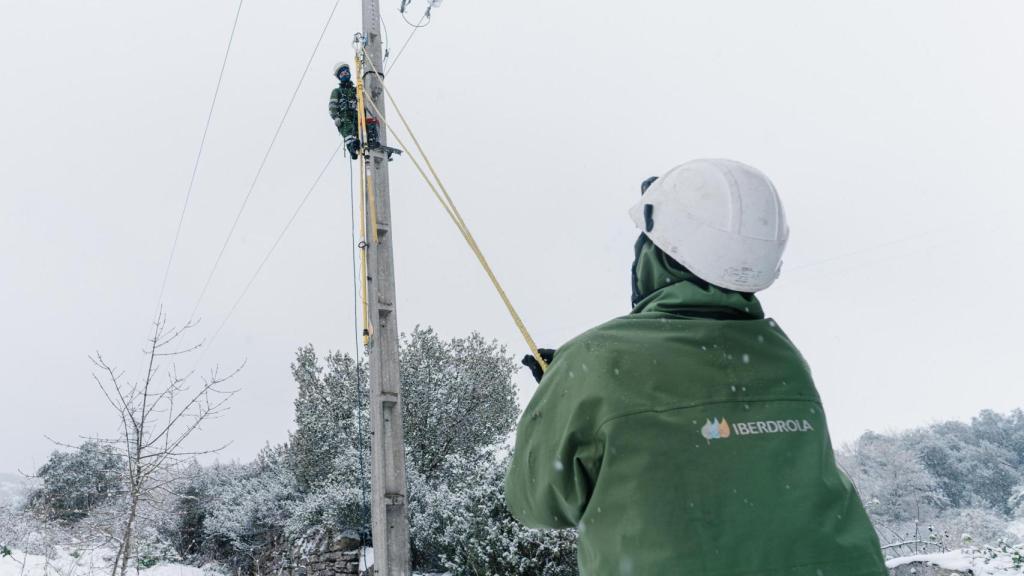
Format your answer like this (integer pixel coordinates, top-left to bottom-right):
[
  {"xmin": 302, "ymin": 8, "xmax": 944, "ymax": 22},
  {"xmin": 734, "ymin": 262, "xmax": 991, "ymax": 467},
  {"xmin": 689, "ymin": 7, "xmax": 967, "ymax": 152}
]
[{"xmin": 353, "ymin": 45, "xmax": 548, "ymax": 374}]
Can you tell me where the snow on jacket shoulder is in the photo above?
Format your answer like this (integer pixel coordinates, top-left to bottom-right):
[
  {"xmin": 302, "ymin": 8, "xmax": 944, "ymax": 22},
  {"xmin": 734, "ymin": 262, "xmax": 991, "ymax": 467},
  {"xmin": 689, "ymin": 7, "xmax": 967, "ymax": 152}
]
[{"xmin": 505, "ymin": 239, "xmax": 887, "ymax": 576}]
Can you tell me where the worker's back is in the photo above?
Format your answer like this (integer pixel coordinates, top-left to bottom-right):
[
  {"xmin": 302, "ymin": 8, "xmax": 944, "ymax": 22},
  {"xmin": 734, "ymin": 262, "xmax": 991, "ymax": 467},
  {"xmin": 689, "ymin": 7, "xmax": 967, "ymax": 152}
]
[{"xmin": 505, "ymin": 240, "xmax": 887, "ymax": 576}]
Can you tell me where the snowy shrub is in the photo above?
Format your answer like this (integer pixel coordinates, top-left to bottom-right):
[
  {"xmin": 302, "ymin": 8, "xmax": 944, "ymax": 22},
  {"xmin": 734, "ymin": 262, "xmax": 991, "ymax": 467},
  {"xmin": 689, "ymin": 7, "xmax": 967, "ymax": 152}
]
[
  {"xmin": 409, "ymin": 454, "xmax": 578, "ymax": 576},
  {"xmin": 29, "ymin": 441, "xmax": 123, "ymax": 522},
  {"xmin": 0, "ymin": 504, "xmax": 61, "ymax": 557},
  {"xmin": 170, "ymin": 464, "xmax": 211, "ymax": 560},
  {"xmin": 281, "ymin": 447, "xmax": 366, "ymax": 541},
  {"xmin": 930, "ymin": 507, "xmax": 1017, "ymax": 550},
  {"xmin": 199, "ymin": 447, "xmax": 299, "ymax": 572},
  {"xmin": 135, "ymin": 523, "xmax": 182, "ymax": 568}
]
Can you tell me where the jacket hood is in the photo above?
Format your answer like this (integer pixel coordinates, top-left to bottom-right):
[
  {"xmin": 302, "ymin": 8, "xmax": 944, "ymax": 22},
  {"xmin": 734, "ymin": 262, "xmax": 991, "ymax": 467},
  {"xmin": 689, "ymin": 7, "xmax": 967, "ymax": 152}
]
[{"xmin": 630, "ymin": 235, "xmax": 764, "ymax": 320}]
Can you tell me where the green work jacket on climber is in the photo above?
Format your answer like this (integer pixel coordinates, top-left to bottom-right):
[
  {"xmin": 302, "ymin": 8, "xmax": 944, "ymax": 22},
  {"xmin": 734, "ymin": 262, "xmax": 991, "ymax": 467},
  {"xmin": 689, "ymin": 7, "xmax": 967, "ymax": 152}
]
[
  {"xmin": 329, "ymin": 80, "xmax": 358, "ymax": 139},
  {"xmin": 505, "ymin": 159, "xmax": 886, "ymax": 576}
]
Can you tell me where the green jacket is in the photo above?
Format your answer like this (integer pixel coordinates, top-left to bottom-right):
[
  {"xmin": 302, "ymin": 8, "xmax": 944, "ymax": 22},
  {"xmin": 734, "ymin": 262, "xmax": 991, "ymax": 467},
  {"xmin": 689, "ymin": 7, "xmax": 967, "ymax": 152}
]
[
  {"xmin": 329, "ymin": 81, "xmax": 358, "ymax": 138},
  {"xmin": 505, "ymin": 238, "xmax": 886, "ymax": 576}
]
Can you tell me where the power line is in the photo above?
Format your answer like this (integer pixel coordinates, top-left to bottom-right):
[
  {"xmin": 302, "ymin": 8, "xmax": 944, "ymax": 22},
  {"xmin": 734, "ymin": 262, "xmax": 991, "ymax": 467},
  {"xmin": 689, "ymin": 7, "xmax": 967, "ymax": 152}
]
[
  {"xmin": 379, "ymin": 11, "xmax": 391, "ymax": 67},
  {"xmin": 188, "ymin": 0, "xmax": 342, "ymax": 323},
  {"xmin": 152, "ymin": 0, "xmax": 244, "ymax": 321},
  {"xmin": 385, "ymin": 12, "xmax": 428, "ymax": 76},
  {"xmin": 197, "ymin": 141, "xmax": 344, "ymax": 362},
  {"xmin": 400, "ymin": 6, "xmax": 432, "ymax": 28}
]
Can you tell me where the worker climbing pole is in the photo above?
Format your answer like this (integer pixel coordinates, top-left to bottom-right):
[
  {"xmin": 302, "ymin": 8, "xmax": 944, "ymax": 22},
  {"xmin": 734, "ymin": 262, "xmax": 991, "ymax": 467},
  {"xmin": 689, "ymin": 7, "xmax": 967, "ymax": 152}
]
[{"xmin": 332, "ymin": 2, "xmax": 550, "ymax": 573}]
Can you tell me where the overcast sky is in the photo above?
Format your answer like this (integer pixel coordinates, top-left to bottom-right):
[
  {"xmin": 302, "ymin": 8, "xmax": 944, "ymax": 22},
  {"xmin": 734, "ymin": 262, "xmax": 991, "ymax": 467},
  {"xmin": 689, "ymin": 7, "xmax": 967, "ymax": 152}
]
[{"xmin": 2, "ymin": 0, "xmax": 1023, "ymax": 475}]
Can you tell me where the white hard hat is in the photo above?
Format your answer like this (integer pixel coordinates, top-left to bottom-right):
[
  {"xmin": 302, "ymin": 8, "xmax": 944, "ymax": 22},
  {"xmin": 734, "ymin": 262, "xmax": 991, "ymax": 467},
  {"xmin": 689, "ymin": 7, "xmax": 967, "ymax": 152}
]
[
  {"xmin": 629, "ymin": 159, "xmax": 789, "ymax": 292},
  {"xmin": 333, "ymin": 62, "xmax": 351, "ymax": 77}
]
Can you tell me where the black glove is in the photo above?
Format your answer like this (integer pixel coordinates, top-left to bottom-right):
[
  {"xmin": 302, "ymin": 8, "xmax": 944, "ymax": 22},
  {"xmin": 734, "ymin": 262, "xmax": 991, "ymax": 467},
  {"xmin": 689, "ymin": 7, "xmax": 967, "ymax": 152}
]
[
  {"xmin": 522, "ymin": 348, "xmax": 556, "ymax": 383},
  {"xmin": 345, "ymin": 135, "xmax": 361, "ymax": 159}
]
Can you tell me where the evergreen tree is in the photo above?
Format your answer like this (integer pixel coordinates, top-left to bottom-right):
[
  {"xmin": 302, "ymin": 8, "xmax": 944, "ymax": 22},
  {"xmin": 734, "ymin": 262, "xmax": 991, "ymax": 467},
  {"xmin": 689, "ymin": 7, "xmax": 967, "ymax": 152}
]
[
  {"xmin": 400, "ymin": 327, "xmax": 519, "ymax": 480},
  {"xmin": 288, "ymin": 327, "xmax": 518, "ymax": 488},
  {"xmin": 289, "ymin": 346, "xmax": 366, "ymax": 492},
  {"xmin": 30, "ymin": 440, "xmax": 123, "ymax": 522}
]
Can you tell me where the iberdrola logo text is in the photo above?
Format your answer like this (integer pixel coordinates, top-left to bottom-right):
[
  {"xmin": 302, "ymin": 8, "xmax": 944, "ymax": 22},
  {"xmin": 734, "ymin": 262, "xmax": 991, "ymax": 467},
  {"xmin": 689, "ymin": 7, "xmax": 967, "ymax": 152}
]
[{"xmin": 701, "ymin": 418, "xmax": 814, "ymax": 440}]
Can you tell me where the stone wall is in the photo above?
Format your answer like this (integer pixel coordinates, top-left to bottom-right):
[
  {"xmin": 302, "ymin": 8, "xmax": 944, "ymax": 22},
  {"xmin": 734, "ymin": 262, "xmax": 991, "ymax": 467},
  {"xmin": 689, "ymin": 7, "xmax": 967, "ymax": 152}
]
[
  {"xmin": 269, "ymin": 530, "xmax": 366, "ymax": 576},
  {"xmin": 305, "ymin": 531, "xmax": 365, "ymax": 576}
]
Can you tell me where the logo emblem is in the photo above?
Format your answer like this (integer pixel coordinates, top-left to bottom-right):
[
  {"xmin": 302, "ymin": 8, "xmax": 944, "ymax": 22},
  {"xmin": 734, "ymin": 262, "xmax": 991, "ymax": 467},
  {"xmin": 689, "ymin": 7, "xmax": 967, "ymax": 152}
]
[
  {"xmin": 700, "ymin": 417, "xmax": 815, "ymax": 441},
  {"xmin": 701, "ymin": 418, "xmax": 731, "ymax": 440}
]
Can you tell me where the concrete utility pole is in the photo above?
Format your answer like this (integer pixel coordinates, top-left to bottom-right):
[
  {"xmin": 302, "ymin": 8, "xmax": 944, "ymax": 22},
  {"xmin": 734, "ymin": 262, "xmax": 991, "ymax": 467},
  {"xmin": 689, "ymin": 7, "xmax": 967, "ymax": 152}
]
[{"xmin": 360, "ymin": 0, "xmax": 412, "ymax": 574}]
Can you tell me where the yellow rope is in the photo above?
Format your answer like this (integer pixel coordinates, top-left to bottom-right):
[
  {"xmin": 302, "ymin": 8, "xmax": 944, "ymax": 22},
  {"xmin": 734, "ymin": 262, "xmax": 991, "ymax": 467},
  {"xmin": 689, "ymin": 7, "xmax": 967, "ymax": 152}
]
[
  {"xmin": 357, "ymin": 145, "xmax": 372, "ymax": 346},
  {"xmin": 354, "ymin": 52, "xmax": 379, "ymax": 244},
  {"xmin": 354, "ymin": 53, "xmax": 373, "ymax": 345},
  {"xmin": 360, "ymin": 54, "xmax": 548, "ymax": 374}
]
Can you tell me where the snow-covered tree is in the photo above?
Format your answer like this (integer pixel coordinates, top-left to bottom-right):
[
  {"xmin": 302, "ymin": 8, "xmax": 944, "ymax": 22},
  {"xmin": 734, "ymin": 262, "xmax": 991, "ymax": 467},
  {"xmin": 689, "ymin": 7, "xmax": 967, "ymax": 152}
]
[
  {"xmin": 29, "ymin": 441, "xmax": 122, "ymax": 522},
  {"xmin": 971, "ymin": 409, "xmax": 1024, "ymax": 465},
  {"xmin": 838, "ymin": 431, "xmax": 946, "ymax": 526},
  {"xmin": 290, "ymin": 328, "xmax": 518, "ymax": 487},
  {"xmin": 399, "ymin": 327, "xmax": 519, "ymax": 480},
  {"xmin": 289, "ymin": 346, "xmax": 367, "ymax": 492},
  {"xmin": 915, "ymin": 421, "xmax": 1021, "ymax": 514},
  {"xmin": 277, "ymin": 328, "xmax": 521, "ymax": 566}
]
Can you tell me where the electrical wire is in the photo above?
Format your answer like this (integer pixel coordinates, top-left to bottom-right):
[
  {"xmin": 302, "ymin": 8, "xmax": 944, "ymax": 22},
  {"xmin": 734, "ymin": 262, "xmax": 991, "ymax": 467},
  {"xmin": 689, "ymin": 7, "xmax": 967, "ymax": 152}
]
[
  {"xmin": 379, "ymin": 10, "xmax": 391, "ymax": 67},
  {"xmin": 347, "ymin": 155, "xmax": 372, "ymax": 573},
  {"xmin": 401, "ymin": 7, "xmax": 432, "ymax": 28},
  {"xmin": 195, "ymin": 142, "xmax": 344, "ymax": 364},
  {"xmin": 188, "ymin": 0, "xmax": 342, "ymax": 323},
  {"xmin": 385, "ymin": 12, "xmax": 427, "ymax": 76},
  {"xmin": 784, "ymin": 229, "xmax": 938, "ymax": 274},
  {"xmin": 151, "ymin": 0, "xmax": 243, "ymax": 324}
]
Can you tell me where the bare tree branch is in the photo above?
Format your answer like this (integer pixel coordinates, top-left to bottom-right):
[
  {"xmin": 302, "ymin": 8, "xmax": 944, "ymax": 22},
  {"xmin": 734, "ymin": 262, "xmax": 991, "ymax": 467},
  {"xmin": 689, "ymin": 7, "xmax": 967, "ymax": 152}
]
[{"xmin": 79, "ymin": 315, "xmax": 240, "ymax": 576}]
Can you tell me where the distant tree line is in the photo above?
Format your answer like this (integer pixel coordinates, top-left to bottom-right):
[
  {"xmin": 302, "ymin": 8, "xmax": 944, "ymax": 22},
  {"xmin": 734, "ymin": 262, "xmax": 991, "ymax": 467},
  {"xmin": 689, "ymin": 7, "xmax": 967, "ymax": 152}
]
[{"xmin": 838, "ymin": 409, "xmax": 1024, "ymax": 555}]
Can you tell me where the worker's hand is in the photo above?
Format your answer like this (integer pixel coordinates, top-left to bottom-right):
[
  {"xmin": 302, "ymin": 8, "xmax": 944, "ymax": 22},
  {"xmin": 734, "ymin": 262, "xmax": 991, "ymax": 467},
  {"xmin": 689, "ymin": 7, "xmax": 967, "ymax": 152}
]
[
  {"xmin": 334, "ymin": 117, "xmax": 343, "ymax": 127},
  {"xmin": 522, "ymin": 348, "xmax": 556, "ymax": 383}
]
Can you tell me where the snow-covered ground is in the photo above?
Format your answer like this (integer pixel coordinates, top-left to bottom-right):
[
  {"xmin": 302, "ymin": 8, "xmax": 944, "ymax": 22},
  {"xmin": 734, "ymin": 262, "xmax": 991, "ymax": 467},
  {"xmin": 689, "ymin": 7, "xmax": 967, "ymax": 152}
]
[
  {"xmin": 0, "ymin": 548, "xmax": 446, "ymax": 576},
  {"xmin": 8, "ymin": 545, "xmax": 1024, "ymax": 576},
  {"xmin": 888, "ymin": 548, "xmax": 1024, "ymax": 575},
  {"xmin": 0, "ymin": 548, "xmax": 205, "ymax": 576}
]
